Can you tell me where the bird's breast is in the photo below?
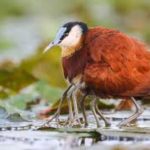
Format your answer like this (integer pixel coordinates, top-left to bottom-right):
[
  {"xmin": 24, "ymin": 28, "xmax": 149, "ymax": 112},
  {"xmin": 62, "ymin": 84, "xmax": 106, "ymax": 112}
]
[{"xmin": 62, "ymin": 47, "xmax": 88, "ymax": 83}]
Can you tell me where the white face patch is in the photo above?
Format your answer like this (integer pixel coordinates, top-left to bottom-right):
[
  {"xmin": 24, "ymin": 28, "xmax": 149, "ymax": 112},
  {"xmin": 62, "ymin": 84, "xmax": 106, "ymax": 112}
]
[{"xmin": 59, "ymin": 25, "xmax": 82, "ymax": 48}]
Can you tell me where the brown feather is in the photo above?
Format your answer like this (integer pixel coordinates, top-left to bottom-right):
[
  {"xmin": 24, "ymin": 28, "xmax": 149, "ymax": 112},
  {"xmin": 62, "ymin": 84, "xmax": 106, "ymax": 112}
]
[
  {"xmin": 84, "ymin": 27, "xmax": 150, "ymax": 98},
  {"xmin": 62, "ymin": 26, "xmax": 150, "ymax": 98},
  {"xmin": 62, "ymin": 45, "xmax": 88, "ymax": 82}
]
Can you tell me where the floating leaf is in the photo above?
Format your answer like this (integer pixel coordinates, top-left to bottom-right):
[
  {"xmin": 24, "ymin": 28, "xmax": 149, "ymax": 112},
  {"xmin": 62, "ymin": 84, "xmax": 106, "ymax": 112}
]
[
  {"xmin": 6, "ymin": 113, "xmax": 28, "ymax": 122},
  {"xmin": 0, "ymin": 68, "xmax": 37, "ymax": 92},
  {"xmin": 34, "ymin": 80, "xmax": 64, "ymax": 103},
  {"xmin": 0, "ymin": 106, "xmax": 8, "ymax": 119},
  {"xmin": 8, "ymin": 93, "xmax": 40, "ymax": 110}
]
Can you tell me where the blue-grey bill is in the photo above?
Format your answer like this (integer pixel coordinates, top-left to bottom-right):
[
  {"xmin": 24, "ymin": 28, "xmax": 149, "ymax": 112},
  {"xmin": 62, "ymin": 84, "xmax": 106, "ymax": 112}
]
[
  {"xmin": 43, "ymin": 42, "xmax": 54, "ymax": 53},
  {"xmin": 43, "ymin": 27, "xmax": 67, "ymax": 53}
]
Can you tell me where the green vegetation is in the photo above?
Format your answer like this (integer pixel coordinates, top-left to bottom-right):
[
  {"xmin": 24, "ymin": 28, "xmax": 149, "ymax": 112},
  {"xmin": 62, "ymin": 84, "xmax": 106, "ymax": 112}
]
[{"xmin": 0, "ymin": 0, "xmax": 149, "ymax": 149}]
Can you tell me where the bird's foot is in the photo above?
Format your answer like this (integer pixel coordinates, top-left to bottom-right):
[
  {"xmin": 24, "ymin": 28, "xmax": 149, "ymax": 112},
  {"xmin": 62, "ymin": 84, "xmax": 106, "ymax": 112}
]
[
  {"xmin": 118, "ymin": 104, "xmax": 143, "ymax": 127},
  {"xmin": 64, "ymin": 115, "xmax": 82, "ymax": 127},
  {"xmin": 38, "ymin": 111, "xmax": 61, "ymax": 128},
  {"xmin": 74, "ymin": 114, "xmax": 81, "ymax": 124},
  {"xmin": 117, "ymin": 119, "xmax": 137, "ymax": 127}
]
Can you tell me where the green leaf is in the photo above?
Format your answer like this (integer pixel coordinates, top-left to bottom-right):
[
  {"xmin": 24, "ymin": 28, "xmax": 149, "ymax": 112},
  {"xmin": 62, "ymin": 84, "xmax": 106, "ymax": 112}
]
[
  {"xmin": 0, "ymin": 106, "xmax": 8, "ymax": 119},
  {"xmin": 34, "ymin": 81, "xmax": 64, "ymax": 103},
  {"xmin": 0, "ymin": 68, "xmax": 37, "ymax": 92},
  {"xmin": 6, "ymin": 113, "xmax": 28, "ymax": 122}
]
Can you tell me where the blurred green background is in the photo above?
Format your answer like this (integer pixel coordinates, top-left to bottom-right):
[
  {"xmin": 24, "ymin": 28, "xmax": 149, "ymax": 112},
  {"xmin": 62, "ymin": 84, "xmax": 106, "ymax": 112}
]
[{"xmin": 0, "ymin": 0, "xmax": 149, "ymax": 102}]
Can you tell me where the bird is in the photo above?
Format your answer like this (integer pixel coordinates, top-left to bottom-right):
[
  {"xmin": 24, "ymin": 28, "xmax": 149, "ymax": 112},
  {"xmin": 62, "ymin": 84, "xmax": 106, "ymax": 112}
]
[{"xmin": 44, "ymin": 21, "xmax": 150, "ymax": 127}]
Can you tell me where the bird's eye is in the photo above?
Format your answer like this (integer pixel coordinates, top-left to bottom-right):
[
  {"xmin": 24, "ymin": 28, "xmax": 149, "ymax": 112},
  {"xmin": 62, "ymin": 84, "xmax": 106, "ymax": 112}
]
[{"xmin": 65, "ymin": 32, "xmax": 69, "ymax": 36}]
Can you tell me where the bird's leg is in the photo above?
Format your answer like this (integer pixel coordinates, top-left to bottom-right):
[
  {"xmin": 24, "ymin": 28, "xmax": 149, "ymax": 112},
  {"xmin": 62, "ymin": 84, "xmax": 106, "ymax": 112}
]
[
  {"xmin": 118, "ymin": 97, "xmax": 143, "ymax": 127},
  {"xmin": 63, "ymin": 86, "xmax": 76, "ymax": 126},
  {"xmin": 66, "ymin": 93, "xmax": 74, "ymax": 126},
  {"xmin": 54, "ymin": 84, "xmax": 75, "ymax": 126},
  {"xmin": 79, "ymin": 93, "xmax": 88, "ymax": 127},
  {"xmin": 42, "ymin": 84, "xmax": 74, "ymax": 127},
  {"xmin": 90, "ymin": 98, "xmax": 101, "ymax": 128},
  {"xmin": 72, "ymin": 88, "xmax": 81, "ymax": 125},
  {"xmin": 95, "ymin": 102, "xmax": 111, "ymax": 127},
  {"xmin": 65, "ymin": 87, "xmax": 82, "ymax": 126}
]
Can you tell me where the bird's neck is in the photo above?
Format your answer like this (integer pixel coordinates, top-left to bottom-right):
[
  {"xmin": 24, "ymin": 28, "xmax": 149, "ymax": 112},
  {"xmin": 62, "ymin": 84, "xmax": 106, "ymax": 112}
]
[
  {"xmin": 62, "ymin": 46, "xmax": 88, "ymax": 83},
  {"xmin": 61, "ymin": 46, "xmax": 81, "ymax": 57}
]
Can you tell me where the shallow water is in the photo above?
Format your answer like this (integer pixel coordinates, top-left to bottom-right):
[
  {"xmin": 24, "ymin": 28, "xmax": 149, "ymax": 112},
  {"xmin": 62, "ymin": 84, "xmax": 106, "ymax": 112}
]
[{"xmin": 0, "ymin": 108, "xmax": 150, "ymax": 150}]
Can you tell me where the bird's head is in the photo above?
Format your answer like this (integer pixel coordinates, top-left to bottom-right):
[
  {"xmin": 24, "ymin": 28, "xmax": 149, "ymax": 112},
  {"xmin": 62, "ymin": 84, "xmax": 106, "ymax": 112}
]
[{"xmin": 44, "ymin": 21, "xmax": 88, "ymax": 57}]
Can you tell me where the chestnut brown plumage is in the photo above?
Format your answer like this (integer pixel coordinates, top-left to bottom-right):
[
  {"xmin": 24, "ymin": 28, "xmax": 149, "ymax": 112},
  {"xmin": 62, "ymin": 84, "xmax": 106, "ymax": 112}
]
[
  {"xmin": 63, "ymin": 27, "xmax": 150, "ymax": 97},
  {"xmin": 43, "ymin": 21, "xmax": 149, "ymax": 127}
]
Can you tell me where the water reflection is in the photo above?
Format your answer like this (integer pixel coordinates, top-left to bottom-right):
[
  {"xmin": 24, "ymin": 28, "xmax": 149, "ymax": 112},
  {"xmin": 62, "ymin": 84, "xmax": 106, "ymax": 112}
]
[
  {"xmin": 78, "ymin": 132, "xmax": 150, "ymax": 146},
  {"xmin": 1, "ymin": 109, "xmax": 150, "ymax": 149},
  {"xmin": 0, "ymin": 130, "xmax": 150, "ymax": 150}
]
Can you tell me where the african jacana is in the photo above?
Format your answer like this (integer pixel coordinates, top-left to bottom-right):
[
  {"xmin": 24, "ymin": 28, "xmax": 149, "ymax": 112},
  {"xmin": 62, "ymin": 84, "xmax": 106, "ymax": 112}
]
[{"xmin": 44, "ymin": 21, "xmax": 150, "ymax": 127}]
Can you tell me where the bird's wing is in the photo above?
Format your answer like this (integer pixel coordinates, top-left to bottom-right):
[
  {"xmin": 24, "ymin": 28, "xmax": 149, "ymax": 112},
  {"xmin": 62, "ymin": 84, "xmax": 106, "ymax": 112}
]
[{"xmin": 83, "ymin": 27, "xmax": 150, "ymax": 97}]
